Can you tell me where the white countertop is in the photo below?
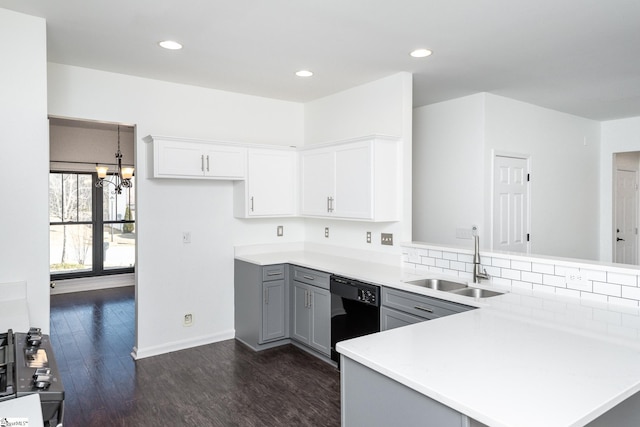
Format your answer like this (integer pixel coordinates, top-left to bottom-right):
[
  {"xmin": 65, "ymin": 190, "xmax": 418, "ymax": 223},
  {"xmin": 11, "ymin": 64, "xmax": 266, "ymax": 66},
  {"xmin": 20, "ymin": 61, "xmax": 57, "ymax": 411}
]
[
  {"xmin": 236, "ymin": 246, "xmax": 640, "ymax": 427},
  {"xmin": 338, "ymin": 309, "xmax": 640, "ymax": 427}
]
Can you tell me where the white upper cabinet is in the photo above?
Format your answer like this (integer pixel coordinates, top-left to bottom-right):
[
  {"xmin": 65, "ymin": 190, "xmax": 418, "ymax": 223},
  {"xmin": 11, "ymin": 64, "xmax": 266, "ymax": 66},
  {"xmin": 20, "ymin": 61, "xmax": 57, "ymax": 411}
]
[
  {"xmin": 234, "ymin": 148, "xmax": 297, "ymax": 218},
  {"xmin": 300, "ymin": 136, "xmax": 400, "ymax": 221},
  {"xmin": 145, "ymin": 136, "xmax": 246, "ymax": 180}
]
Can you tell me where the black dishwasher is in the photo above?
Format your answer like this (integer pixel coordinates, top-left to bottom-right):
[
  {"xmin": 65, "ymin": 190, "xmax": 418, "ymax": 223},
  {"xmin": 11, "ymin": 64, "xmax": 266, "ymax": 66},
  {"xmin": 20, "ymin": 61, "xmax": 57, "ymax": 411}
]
[{"xmin": 330, "ymin": 275, "xmax": 380, "ymax": 365}]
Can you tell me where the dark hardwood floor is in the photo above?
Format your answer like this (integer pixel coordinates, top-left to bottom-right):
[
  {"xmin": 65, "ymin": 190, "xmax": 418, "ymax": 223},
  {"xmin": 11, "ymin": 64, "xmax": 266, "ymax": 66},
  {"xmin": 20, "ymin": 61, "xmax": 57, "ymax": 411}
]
[{"xmin": 50, "ymin": 287, "xmax": 341, "ymax": 426}]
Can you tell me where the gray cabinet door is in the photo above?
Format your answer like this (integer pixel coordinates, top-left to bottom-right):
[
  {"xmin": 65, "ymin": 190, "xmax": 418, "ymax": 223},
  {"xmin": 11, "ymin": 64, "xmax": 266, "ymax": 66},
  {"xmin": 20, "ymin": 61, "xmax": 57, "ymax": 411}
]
[
  {"xmin": 262, "ymin": 279, "xmax": 286, "ymax": 342},
  {"xmin": 309, "ymin": 286, "xmax": 331, "ymax": 355},
  {"xmin": 380, "ymin": 306, "xmax": 425, "ymax": 331},
  {"xmin": 291, "ymin": 281, "xmax": 311, "ymax": 344}
]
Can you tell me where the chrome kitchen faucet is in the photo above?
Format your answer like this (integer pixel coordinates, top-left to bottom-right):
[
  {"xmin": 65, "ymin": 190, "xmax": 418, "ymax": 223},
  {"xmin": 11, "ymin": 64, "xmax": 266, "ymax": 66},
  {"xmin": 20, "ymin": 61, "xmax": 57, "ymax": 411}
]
[{"xmin": 473, "ymin": 229, "xmax": 490, "ymax": 283}]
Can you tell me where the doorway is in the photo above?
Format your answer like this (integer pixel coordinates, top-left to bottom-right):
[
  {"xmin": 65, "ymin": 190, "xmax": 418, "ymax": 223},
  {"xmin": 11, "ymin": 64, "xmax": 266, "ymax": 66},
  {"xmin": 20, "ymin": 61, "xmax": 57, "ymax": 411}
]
[
  {"xmin": 492, "ymin": 153, "xmax": 530, "ymax": 253},
  {"xmin": 613, "ymin": 152, "xmax": 639, "ymax": 265}
]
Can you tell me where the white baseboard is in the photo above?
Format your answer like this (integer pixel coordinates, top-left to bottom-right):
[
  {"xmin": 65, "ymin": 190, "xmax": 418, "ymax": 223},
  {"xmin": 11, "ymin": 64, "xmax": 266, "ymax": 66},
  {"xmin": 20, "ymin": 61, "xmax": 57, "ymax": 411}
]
[
  {"xmin": 50, "ymin": 273, "xmax": 134, "ymax": 295},
  {"xmin": 131, "ymin": 329, "xmax": 236, "ymax": 360}
]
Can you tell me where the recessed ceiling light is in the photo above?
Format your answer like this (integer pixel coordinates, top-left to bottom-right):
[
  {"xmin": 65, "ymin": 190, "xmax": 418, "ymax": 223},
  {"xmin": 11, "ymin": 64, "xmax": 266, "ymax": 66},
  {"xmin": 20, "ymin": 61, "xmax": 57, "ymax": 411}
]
[
  {"xmin": 295, "ymin": 70, "xmax": 314, "ymax": 77},
  {"xmin": 410, "ymin": 49, "xmax": 432, "ymax": 58},
  {"xmin": 159, "ymin": 40, "xmax": 183, "ymax": 50}
]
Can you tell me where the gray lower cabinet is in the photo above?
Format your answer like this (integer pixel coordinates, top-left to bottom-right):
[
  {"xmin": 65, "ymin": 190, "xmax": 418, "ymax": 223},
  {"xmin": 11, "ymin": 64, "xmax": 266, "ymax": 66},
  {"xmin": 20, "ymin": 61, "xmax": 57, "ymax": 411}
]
[
  {"xmin": 341, "ymin": 356, "xmax": 487, "ymax": 427},
  {"xmin": 262, "ymin": 277, "xmax": 286, "ymax": 341},
  {"xmin": 234, "ymin": 260, "xmax": 288, "ymax": 350},
  {"xmin": 290, "ymin": 266, "xmax": 331, "ymax": 356},
  {"xmin": 381, "ymin": 287, "xmax": 474, "ymax": 331}
]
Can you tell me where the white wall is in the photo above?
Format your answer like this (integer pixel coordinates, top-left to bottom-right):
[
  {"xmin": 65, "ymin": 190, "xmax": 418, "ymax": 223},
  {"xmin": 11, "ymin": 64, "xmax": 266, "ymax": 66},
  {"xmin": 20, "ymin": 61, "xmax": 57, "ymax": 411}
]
[
  {"xmin": 412, "ymin": 93, "xmax": 601, "ymax": 261},
  {"xmin": 47, "ymin": 63, "xmax": 305, "ymax": 358},
  {"xmin": 412, "ymin": 93, "xmax": 486, "ymax": 248},
  {"xmin": 303, "ymin": 72, "xmax": 413, "ymax": 247},
  {"xmin": 601, "ymin": 117, "xmax": 640, "ymax": 262},
  {"xmin": 484, "ymin": 94, "xmax": 600, "ymax": 260},
  {"xmin": 0, "ymin": 9, "xmax": 50, "ymax": 331}
]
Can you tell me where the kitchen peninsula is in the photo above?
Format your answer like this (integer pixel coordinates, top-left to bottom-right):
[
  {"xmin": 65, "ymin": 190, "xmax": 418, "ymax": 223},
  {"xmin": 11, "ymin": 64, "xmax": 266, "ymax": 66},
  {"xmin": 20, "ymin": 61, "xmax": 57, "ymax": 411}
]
[{"xmin": 236, "ymin": 243, "xmax": 640, "ymax": 427}]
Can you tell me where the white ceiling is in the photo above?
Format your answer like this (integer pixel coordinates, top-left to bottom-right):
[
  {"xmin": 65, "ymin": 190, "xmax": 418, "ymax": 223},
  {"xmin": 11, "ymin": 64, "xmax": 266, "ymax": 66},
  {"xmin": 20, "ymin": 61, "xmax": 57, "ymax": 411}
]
[{"xmin": 2, "ymin": 0, "xmax": 639, "ymax": 121}]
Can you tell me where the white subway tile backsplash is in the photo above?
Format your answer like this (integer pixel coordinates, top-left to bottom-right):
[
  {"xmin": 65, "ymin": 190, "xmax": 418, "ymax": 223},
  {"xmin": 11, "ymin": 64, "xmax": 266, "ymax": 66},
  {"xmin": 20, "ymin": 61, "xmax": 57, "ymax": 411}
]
[
  {"xmin": 622, "ymin": 286, "xmax": 640, "ymax": 300},
  {"xmin": 607, "ymin": 272, "xmax": 638, "ymax": 287},
  {"xmin": 420, "ymin": 256, "xmax": 436, "ymax": 266},
  {"xmin": 443, "ymin": 251, "xmax": 458, "ymax": 261},
  {"xmin": 450, "ymin": 261, "xmax": 466, "ymax": 271},
  {"xmin": 593, "ymin": 281, "xmax": 622, "ymax": 297},
  {"xmin": 566, "ymin": 280, "xmax": 593, "ymax": 293},
  {"xmin": 402, "ymin": 243, "xmax": 640, "ymax": 306},
  {"xmin": 543, "ymin": 274, "xmax": 566, "ymax": 287},
  {"xmin": 485, "ymin": 266, "xmax": 501, "ymax": 277},
  {"xmin": 583, "ymin": 269, "xmax": 607, "ymax": 282},
  {"xmin": 532, "ymin": 263, "xmax": 555, "ymax": 274},
  {"xmin": 428, "ymin": 249, "xmax": 443, "ymax": 259},
  {"xmin": 511, "ymin": 260, "xmax": 532, "ymax": 272},
  {"xmin": 554, "ymin": 265, "xmax": 569, "ymax": 277},
  {"xmin": 458, "ymin": 254, "xmax": 474, "ymax": 263},
  {"xmin": 502, "ymin": 269, "xmax": 521, "ymax": 280},
  {"xmin": 492, "ymin": 257, "xmax": 511, "ymax": 268},
  {"xmin": 435, "ymin": 259, "xmax": 450, "ymax": 269},
  {"xmin": 521, "ymin": 271, "xmax": 543, "ymax": 284},
  {"xmin": 406, "ymin": 254, "xmax": 421, "ymax": 264}
]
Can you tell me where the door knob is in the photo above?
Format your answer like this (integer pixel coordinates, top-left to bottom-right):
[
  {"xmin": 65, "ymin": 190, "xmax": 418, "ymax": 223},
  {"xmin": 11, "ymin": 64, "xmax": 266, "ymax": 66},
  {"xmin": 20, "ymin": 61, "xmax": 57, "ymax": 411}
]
[{"xmin": 617, "ymin": 237, "xmax": 625, "ymax": 242}]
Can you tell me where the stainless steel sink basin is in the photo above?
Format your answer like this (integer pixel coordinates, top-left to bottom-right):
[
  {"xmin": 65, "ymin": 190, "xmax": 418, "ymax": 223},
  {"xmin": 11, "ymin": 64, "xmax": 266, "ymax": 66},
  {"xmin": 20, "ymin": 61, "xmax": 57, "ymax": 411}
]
[
  {"xmin": 449, "ymin": 287, "xmax": 503, "ymax": 298},
  {"xmin": 404, "ymin": 278, "xmax": 467, "ymax": 292}
]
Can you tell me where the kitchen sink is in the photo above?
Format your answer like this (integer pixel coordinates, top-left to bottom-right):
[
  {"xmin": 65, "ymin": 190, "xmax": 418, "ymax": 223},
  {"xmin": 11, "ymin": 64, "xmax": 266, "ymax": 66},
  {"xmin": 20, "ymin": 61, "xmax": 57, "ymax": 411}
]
[
  {"xmin": 403, "ymin": 278, "xmax": 467, "ymax": 292},
  {"xmin": 449, "ymin": 287, "xmax": 503, "ymax": 298}
]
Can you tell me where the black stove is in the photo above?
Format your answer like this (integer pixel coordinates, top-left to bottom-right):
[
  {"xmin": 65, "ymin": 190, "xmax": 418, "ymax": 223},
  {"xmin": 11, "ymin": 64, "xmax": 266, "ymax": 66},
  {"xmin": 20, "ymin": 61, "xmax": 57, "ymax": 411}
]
[{"xmin": 0, "ymin": 327, "xmax": 65, "ymax": 426}]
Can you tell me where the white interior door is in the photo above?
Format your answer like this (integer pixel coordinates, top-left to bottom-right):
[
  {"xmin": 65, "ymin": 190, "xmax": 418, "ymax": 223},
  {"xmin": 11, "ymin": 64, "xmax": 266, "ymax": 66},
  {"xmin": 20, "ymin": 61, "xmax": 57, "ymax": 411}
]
[
  {"xmin": 614, "ymin": 169, "xmax": 638, "ymax": 264},
  {"xmin": 493, "ymin": 155, "xmax": 529, "ymax": 253}
]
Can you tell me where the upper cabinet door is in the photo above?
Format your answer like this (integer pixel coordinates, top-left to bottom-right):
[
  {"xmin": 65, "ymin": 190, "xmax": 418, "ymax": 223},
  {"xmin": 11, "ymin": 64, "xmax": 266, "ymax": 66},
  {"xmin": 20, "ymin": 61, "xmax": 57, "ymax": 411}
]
[
  {"xmin": 300, "ymin": 148, "xmax": 335, "ymax": 217},
  {"xmin": 299, "ymin": 137, "xmax": 400, "ymax": 222},
  {"xmin": 146, "ymin": 136, "xmax": 246, "ymax": 180},
  {"xmin": 204, "ymin": 145, "xmax": 246, "ymax": 179},
  {"xmin": 234, "ymin": 149, "xmax": 296, "ymax": 217},
  {"xmin": 334, "ymin": 141, "xmax": 373, "ymax": 219},
  {"xmin": 156, "ymin": 140, "xmax": 207, "ymax": 177}
]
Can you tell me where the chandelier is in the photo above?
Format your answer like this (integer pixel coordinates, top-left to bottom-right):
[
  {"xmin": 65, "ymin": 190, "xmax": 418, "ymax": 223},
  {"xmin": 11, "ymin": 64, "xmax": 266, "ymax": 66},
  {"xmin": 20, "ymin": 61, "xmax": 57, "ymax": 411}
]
[{"xmin": 95, "ymin": 125, "xmax": 134, "ymax": 194}]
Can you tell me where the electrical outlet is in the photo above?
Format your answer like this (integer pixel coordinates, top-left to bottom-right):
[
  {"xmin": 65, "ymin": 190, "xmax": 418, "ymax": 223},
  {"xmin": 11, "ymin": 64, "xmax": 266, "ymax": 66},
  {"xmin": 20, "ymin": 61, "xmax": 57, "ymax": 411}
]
[
  {"xmin": 381, "ymin": 233, "xmax": 393, "ymax": 246},
  {"xmin": 182, "ymin": 232, "xmax": 191, "ymax": 244},
  {"xmin": 183, "ymin": 313, "xmax": 193, "ymax": 327},
  {"xmin": 366, "ymin": 231, "xmax": 371, "ymax": 243},
  {"xmin": 565, "ymin": 269, "xmax": 588, "ymax": 287},
  {"xmin": 325, "ymin": 227, "xmax": 329, "ymax": 238},
  {"xmin": 277, "ymin": 225, "xmax": 284, "ymax": 237}
]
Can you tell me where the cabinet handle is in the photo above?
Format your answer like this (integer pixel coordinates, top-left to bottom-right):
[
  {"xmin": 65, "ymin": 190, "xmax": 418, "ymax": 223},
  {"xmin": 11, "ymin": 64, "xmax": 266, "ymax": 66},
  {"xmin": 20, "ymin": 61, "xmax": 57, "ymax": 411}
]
[
  {"xmin": 414, "ymin": 306, "xmax": 434, "ymax": 313},
  {"xmin": 266, "ymin": 271, "xmax": 280, "ymax": 276},
  {"xmin": 303, "ymin": 275, "xmax": 314, "ymax": 280},
  {"xmin": 201, "ymin": 154, "xmax": 205, "ymax": 172},
  {"xmin": 264, "ymin": 289, "xmax": 268, "ymax": 304},
  {"xmin": 250, "ymin": 196, "xmax": 254, "ymax": 212},
  {"xmin": 329, "ymin": 196, "xmax": 334, "ymax": 213},
  {"xmin": 308, "ymin": 291, "xmax": 312, "ymax": 308},
  {"xmin": 206, "ymin": 155, "xmax": 210, "ymax": 172},
  {"xmin": 327, "ymin": 196, "xmax": 331, "ymax": 213}
]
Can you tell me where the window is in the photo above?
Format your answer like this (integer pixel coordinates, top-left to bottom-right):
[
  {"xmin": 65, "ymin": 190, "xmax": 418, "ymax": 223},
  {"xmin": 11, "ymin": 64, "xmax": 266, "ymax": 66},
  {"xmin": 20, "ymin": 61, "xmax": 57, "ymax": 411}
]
[{"xmin": 49, "ymin": 172, "xmax": 135, "ymax": 278}]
